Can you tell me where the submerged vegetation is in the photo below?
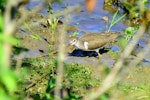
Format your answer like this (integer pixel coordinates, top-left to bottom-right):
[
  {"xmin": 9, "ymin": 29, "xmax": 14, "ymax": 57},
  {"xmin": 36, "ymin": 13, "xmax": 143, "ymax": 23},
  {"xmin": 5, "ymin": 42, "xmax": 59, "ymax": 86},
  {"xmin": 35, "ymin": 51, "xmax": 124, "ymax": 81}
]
[{"xmin": 0, "ymin": 0, "xmax": 150, "ymax": 100}]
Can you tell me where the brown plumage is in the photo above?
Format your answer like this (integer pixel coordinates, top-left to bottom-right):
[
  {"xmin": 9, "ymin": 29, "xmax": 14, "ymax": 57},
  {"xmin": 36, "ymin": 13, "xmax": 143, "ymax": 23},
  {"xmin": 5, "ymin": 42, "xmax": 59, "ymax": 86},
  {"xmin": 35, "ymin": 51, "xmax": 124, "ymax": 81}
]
[
  {"xmin": 69, "ymin": 32, "xmax": 121, "ymax": 58},
  {"xmin": 79, "ymin": 32, "xmax": 119, "ymax": 50}
]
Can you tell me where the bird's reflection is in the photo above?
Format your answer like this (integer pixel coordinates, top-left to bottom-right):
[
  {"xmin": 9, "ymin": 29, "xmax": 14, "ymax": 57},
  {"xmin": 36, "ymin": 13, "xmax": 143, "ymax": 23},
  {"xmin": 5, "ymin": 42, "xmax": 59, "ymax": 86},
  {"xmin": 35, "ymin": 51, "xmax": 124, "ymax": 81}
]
[{"xmin": 69, "ymin": 48, "xmax": 109, "ymax": 57}]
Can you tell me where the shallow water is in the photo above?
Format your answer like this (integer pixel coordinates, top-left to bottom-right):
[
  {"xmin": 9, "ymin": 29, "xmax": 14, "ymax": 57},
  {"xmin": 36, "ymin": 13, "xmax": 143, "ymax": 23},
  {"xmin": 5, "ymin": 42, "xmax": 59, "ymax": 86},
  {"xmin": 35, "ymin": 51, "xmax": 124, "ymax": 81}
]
[
  {"xmin": 26, "ymin": 0, "xmax": 127, "ymax": 32},
  {"xmin": 15, "ymin": 0, "xmax": 150, "ymax": 66}
]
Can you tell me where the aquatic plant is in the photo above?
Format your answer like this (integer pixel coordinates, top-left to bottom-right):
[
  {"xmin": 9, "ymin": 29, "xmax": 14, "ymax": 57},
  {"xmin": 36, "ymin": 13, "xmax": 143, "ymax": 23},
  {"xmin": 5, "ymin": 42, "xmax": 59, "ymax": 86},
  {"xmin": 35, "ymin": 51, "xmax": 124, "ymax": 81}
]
[{"xmin": 107, "ymin": 10, "xmax": 126, "ymax": 32}]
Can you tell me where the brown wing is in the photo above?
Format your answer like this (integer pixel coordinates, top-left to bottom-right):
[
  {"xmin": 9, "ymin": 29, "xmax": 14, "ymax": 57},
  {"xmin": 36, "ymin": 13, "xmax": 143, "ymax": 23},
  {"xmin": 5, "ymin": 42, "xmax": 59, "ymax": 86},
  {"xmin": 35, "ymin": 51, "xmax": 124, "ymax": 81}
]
[
  {"xmin": 87, "ymin": 39, "xmax": 106, "ymax": 50},
  {"xmin": 81, "ymin": 32, "xmax": 120, "ymax": 50}
]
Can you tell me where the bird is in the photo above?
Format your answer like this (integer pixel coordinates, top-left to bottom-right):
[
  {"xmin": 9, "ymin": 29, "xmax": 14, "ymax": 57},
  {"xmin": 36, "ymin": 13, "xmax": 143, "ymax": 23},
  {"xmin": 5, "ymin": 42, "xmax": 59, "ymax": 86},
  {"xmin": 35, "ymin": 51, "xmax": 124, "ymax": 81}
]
[{"xmin": 69, "ymin": 32, "xmax": 121, "ymax": 58}]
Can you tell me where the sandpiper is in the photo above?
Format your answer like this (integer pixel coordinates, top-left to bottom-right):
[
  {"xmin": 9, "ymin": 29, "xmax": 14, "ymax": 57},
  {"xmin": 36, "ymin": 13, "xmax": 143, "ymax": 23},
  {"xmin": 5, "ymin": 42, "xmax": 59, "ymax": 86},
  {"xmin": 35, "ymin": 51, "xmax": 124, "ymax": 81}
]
[{"xmin": 69, "ymin": 32, "xmax": 120, "ymax": 58}]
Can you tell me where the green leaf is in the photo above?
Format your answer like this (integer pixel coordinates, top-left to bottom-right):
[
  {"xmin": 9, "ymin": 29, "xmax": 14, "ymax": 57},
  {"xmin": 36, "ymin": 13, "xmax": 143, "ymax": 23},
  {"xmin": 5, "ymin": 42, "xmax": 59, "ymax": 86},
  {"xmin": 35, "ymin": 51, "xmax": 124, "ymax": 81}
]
[
  {"xmin": 118, "ymin": 37, "xmax": 128, "ymax": 50},
  {"xmin": 110, "ymin": 13, "xmax": 126, "ymax": 28},
  {"xmin": 23, "ymin": 21, "xmax": 31, "ymax": 31},
  {"xmin": 0, "ymin": 88, "xmax": 11, "ymax": 100},
  {"xmin": 108, "ymin": 10, "xmax": 126, "ymax": 32},
  {"xmin": 30, "ymin": 34, "xmax": 42, "ymax": 40},
  {"xmin": 0, "ymin": 66, "xmax": 17, "ymax": 92},
  {"xmin": 0, "ymin": 34, "xmax": 20, "ymax": 45},
  {"xmin": 0, "ymin": 15, "xmax": 3, "ymax": 32},
  {"xmin": 100, "ymin": 93, "xmax": 109, "ymax": 100},
  {"xmin": 46, "ymin": 75, "xmax": 55, "ymax": 92},
  {"xmin": 73, "ymin": 31, "xmax": 78, "ymax": 36},
  {"xmin": 124, "ymin": 26, "xmax": 139, "ymax": 40},
  {"xmin": 111, "ymin": 10, "xmax": 119, "ymax": 25}
]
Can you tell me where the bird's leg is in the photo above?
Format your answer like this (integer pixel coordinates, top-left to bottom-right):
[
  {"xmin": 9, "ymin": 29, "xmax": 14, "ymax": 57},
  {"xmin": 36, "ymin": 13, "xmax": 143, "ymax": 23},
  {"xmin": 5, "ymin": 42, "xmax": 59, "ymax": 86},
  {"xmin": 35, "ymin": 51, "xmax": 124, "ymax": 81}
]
[
  {"xmin": 96, "ymin": 49, "xmax": 101, "ymax": 59},
  {"xmin": 97, "ymin": 53, "xmax": 101, "ymax": 59}
]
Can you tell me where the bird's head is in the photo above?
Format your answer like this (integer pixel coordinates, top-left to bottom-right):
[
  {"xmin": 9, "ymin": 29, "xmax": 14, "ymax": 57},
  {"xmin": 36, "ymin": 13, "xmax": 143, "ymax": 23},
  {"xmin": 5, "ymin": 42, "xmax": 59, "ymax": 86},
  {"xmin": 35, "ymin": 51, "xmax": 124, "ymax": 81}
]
[{"xmin": 69, "ymin": 37, "xmax": 78, "ymax": 46}]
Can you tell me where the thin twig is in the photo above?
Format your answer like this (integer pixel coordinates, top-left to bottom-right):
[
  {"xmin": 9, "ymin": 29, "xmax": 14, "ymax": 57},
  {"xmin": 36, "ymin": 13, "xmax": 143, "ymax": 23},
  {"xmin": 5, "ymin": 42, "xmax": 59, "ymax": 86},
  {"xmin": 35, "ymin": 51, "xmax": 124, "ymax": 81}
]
[
  {"xmin": 3, "ymin": 0, "xmax": 21, "ymax": 67},
  {"xmin": 54, "ymin": 14, "xmax": 72, "ymax": 100},
  {"xmin": 25, "ymin": 73, "xmax": 49, "ymax": 91}
]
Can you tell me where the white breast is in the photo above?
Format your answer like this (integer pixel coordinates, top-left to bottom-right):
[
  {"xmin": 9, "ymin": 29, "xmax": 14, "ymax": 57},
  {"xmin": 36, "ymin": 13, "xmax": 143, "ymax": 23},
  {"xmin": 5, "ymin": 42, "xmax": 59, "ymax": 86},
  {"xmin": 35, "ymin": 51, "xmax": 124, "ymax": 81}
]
[
  {"xmin": 84, "ymin": 42, "xmax": 88, "ymax": 50},
  {"xmin": 75, "ymin": 40, "xmax": 89, "ymax": 50}
]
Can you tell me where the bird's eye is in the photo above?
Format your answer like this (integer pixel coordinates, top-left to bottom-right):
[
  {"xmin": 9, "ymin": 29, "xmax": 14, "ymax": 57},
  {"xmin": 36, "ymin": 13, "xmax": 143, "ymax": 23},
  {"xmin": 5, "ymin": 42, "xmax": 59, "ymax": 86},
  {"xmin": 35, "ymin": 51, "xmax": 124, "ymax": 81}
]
[{"xmin": 73, "ymin": 39, "xmax": 76, "ymax": 42}]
